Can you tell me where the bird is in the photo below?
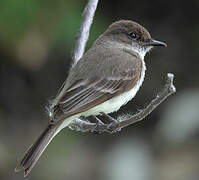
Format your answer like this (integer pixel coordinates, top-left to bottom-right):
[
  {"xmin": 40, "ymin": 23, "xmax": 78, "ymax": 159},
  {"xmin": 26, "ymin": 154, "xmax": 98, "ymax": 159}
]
[{"xmin": 15, "ymin": 20, "xmax": 167, "ymax": 176}]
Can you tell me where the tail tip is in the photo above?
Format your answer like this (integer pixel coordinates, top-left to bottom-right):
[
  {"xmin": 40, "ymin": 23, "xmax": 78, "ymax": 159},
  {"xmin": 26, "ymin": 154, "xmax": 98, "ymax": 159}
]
[
  {"xmin": 15, "ymin": 165, "xmax": 31, "ymax": 177},
  {"xmin": 24, "ymin": 170, "xmax": 29, "ymax": 177},
  {"xmin": 15, "ymin": 165, "xmax": 22, "ymax": 173}
]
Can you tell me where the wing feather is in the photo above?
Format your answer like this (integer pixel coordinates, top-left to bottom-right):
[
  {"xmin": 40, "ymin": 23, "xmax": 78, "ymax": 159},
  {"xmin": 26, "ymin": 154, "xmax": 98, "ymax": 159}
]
[{"xmin": 50, "ymin": 71, "xmax": 140, "ymax": 123}]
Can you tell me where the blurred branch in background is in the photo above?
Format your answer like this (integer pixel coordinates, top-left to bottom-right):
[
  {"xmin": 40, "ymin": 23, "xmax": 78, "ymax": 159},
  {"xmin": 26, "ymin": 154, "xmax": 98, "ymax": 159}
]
[
  {"xmin": 72, "ymin": 0, "xmax": 99, "ymax": 66},
  {"xmin": 68, "ymin": 0, "xmax": 176, "ymax": 133}
]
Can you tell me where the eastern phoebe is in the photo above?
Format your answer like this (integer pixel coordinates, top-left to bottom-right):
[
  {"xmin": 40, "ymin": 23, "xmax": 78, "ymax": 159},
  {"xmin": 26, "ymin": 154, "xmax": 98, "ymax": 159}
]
[{"xmin": 15, "ymin": 20, "xmax": 167, "ymax": 176}]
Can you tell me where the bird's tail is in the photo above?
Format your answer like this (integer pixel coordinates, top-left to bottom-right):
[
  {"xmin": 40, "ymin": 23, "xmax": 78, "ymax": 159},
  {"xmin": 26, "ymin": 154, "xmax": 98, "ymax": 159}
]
[{"xmin": 15, "ymin": 123, "xmax": 60, "ymax": 177}]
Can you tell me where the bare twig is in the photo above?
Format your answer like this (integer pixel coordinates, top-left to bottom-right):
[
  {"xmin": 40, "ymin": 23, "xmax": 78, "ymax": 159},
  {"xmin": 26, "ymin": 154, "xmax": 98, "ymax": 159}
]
[
  {"xmin": 69, "ymin": 73, "xmax": 176, "ymax": 133},
  {"xmin": 72, "ymin": 0, "xmax": 99, "ymax": 67}
]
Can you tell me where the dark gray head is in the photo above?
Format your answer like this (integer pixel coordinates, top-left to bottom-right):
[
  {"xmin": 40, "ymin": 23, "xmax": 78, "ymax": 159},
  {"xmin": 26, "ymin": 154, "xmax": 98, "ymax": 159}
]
[{"xmin": 103, "ymin": 20, "xmax": 167, "ymax": 56}]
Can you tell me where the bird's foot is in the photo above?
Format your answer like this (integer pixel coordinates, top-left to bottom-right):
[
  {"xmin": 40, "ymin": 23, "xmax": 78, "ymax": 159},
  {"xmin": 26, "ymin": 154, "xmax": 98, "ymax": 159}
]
[
  {"xmin": 100, "ymin": 112, "xmax": 121, "ymax": 133},
  {"xmin": 91, "ymin": 115, "xmax": 105, "ymax": 134}
]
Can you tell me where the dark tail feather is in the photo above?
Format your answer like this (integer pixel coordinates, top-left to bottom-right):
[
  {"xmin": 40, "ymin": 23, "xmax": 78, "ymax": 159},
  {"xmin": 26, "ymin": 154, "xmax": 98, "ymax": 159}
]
[{"xmin": 15, "ymin": 124, "xmax": 59, "ymax": 177}]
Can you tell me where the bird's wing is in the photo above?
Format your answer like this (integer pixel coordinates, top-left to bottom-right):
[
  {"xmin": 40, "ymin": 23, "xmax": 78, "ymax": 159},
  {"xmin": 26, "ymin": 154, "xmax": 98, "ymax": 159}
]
[{"xmin": 49, "ymin": 69, "xmax": 141, "ymax": 124}]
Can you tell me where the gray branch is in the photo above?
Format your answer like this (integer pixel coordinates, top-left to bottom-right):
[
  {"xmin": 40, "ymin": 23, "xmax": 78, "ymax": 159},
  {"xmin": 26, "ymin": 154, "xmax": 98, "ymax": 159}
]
[
  {"xmin": 72, "ymin": 0, "xmax": 99, "ymax": 67},
  {"xmin": 69, "ymin": 73, "xmax": 176, "ymax": 133}
]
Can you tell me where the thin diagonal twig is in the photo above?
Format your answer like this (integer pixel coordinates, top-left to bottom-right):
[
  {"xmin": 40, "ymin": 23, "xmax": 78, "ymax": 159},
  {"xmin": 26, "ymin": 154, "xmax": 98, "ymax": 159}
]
[{"xmin": 72, "ymin": 0, "xmax": 99, "ymax": 67}]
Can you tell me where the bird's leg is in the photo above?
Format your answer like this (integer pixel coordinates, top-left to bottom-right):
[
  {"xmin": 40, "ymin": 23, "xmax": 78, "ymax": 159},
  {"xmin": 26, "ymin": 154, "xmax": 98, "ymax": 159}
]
[
  {"xmin": 90, "ymin": 115, "xmax": 105, "ymax": 134},
  {"xmin": 91, "ymin": 115, "xmax": 104, "ymax": 125},
  {"xmin": 100, "ymin": 112, "xmax": 119, "ymax": 123},
  {"xmin": 100, "ymin": 112, "xmax": 121, "ymax": 133}
]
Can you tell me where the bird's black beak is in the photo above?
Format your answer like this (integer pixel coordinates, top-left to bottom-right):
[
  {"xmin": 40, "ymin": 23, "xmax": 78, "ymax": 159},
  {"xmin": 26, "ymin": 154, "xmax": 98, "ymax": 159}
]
[{"xmin": 144, "ymin": 39, "xmax": 167, "ymax": 47}]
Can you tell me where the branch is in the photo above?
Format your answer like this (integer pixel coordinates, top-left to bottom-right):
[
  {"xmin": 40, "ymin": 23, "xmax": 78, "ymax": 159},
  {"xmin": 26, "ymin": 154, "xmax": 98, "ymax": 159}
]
[
  {"xmin": 69, "ymin": 73, "xmax": 176, "ymax": 133},
  {"xmin": 72, "ymin": 0, "xmax": 99, "ymax": 67}
]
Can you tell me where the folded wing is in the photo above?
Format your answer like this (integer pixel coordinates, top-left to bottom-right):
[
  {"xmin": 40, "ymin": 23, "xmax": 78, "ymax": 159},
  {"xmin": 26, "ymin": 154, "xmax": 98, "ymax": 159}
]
[{"xmin": 50, "ymin": 71, "xmax": 139, "ymax": 124}]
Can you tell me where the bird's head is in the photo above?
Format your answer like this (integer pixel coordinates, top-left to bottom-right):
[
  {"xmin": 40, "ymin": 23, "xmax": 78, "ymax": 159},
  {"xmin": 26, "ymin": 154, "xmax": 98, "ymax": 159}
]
[{"xmin": 104, "ymin": 20, "xmax": 167, "ymax": 58}]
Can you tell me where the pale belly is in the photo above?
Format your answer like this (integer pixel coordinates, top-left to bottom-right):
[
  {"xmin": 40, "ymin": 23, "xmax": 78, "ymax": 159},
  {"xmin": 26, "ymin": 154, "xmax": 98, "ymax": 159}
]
[{"xmin": 81, "ymin": 82, "xmax": 143, "ymax": 116}]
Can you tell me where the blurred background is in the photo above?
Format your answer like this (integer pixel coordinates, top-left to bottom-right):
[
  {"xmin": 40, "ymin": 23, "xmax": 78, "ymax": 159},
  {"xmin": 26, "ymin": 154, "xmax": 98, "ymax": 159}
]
[{"xmin": 0, "ymin": 0, "xmax": 199, "ymax": 179}]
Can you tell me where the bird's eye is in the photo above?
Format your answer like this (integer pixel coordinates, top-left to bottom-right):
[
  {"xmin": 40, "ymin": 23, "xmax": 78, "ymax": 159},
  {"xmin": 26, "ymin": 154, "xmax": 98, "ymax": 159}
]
[{"xmin": 129, "ymin": 32, "xmax": 137, "ymax": 39}]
